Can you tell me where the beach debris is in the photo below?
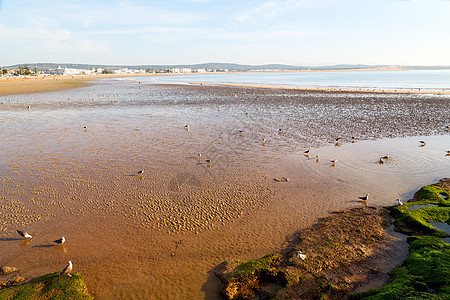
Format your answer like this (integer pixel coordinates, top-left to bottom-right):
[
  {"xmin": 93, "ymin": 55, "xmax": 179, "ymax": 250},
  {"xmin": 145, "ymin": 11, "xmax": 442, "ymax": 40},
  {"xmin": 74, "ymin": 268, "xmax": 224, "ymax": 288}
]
[
  {"xmin": 0, "ymin": 266, "xmax": 17, "ymax": 274},
  {"xmin": 60, "ymin": 261, "xmax": 72, "ymax": 277},
  {"xmin": 17, "ymin": 230, "xmax": 32, "ymax": 239},
  {"xmin": 54, "ymin": 236, "xmax": 65, "ymax": 245},
  {"xmin": 358, "ymin": 194, "xmax": 369, "ymax": 201},
  {"xmin": 397, "ymin": 198, "xmax": 403, "ymax": 206},
  {"xmin": 297, "ymin": 251, "xmax": 307, "ymax": 260},
  {"xmin": 274, "ymin": 177, "xmax": 289, "ymax": 182}
]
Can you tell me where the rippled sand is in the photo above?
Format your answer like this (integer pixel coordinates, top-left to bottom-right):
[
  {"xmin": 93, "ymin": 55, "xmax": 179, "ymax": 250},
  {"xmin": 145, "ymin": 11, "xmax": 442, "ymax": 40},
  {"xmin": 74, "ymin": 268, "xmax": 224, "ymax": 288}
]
[{"xmin": 0, "ymin": 81, "xmax": 449, "ymax": 299}]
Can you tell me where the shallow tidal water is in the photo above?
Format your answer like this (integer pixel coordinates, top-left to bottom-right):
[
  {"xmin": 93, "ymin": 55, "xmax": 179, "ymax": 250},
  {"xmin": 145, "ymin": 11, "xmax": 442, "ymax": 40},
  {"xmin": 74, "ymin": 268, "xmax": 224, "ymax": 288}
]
[{"xmin": 0, "ymin": 80, "xmax": 449, "ymax": 299}]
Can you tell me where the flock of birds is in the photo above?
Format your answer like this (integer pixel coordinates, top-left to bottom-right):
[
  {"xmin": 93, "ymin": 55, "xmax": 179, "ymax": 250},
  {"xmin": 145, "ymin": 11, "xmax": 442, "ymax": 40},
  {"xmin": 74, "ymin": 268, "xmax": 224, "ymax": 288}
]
[
  {"xmin": 300, "ymin": 138, "xmax": 446, "ymax": 209},
  {"xmin": 15, "ymin": 230, "xmax": 72, "ymax": 277}
]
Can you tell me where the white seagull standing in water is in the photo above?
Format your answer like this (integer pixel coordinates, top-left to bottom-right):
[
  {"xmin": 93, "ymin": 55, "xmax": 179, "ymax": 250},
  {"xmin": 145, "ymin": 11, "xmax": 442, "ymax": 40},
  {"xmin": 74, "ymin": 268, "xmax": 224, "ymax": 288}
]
[
  {"xmin": 358, "ymin": 194, "xmax": 369, "ymax": 201},
  {"xmin": 54, "ymin": 236, "xmax": 65, "ymax": 245},
  {"xmin": 17, "ymin": 230, "xmax": 32, "ymax": 239},
  {"xmin": 60, "ymin": 261, "xmax": 73, "ymax": 277}
]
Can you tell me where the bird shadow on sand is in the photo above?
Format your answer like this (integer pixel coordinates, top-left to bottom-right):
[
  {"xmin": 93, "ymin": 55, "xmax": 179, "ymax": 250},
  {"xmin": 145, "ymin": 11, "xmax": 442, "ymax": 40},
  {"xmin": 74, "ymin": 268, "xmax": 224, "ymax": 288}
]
[
  {"xmin": 0, "ymin": 237, "xmax": 22, "ymax": 242},
  {"xmin": 32, "ymin": 244, "xmax": 55, "ymax": 248}
]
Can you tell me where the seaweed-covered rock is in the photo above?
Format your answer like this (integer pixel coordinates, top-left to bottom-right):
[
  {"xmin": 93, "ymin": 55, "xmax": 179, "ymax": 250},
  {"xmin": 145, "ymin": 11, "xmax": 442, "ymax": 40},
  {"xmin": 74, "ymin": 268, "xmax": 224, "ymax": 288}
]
[
  {"xmin": 215, "ymin": 207, "xmax": 390, "ymax": 299},
  {"xmin": 214, "ymin": 254, "xmax": 286, "ymax": 299},
  {"xmin": 349, "ymin": 236, "xmax": 449, "ymax": 299},
  {"xmin": 388, "ymin": 179, "xmax": 449, "ymax": 237},
  {"xmin": 0, "ymin": 272, "xmax": 93, "ymax": 300}
]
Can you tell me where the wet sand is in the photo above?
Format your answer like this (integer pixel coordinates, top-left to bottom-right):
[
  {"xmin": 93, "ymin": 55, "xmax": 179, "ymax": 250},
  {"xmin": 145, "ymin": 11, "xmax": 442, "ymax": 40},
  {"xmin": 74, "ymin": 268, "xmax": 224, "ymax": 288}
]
[{"xmin": 0, "ymin": 82, "xmax": 449, "ymax": 299}]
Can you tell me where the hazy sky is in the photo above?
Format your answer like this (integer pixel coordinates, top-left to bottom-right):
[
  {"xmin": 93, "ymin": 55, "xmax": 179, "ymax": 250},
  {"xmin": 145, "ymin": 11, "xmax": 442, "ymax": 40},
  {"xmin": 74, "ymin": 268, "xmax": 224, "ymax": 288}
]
[{"xmin": 1, "ymin": 0, "xmax": 449, "ymax": 66}]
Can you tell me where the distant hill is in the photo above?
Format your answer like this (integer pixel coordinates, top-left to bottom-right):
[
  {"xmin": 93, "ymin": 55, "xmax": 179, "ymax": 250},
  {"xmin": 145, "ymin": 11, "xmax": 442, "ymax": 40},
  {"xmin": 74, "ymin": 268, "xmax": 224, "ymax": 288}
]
[{"xmin": 3, "ymin": 62, "xmax": 450, "ymax": 71}]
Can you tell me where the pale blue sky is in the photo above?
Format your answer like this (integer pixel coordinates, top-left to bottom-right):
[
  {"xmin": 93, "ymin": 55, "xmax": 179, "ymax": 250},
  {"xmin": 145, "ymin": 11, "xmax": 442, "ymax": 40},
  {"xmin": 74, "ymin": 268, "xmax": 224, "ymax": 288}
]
[{"xmin": 1, "ymin": 0, "xmax": 449, "ymax": 66}]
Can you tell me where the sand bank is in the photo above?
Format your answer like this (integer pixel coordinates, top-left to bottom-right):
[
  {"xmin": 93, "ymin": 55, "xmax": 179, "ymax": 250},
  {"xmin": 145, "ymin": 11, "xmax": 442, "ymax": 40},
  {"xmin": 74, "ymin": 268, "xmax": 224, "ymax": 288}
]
[
  {"xmin": 189, "ymin": 82, "xmax": 450, "ymax": 95},
  {"xmin": 0, "ymin": 76, "xmax": 97, "ymax": 96}
]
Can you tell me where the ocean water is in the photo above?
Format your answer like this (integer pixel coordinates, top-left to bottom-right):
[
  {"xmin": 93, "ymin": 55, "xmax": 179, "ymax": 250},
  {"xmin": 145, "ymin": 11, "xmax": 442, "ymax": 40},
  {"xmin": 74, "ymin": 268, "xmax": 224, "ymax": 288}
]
[{"xmin": 128, "ymin": 69, "xmax": 450, "ymax": 91}]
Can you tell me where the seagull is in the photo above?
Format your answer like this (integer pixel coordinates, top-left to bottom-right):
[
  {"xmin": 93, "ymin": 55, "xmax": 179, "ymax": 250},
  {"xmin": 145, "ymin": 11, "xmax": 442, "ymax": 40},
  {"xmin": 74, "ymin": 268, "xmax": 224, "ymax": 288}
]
[
  {"xmin": 378, "ymin": 158, "xmax": 384, "ymax": 164},
  {"xmin": 278, "ymin": 128, "xmax": 282, "ymax": 132},
  {"xmin": 17, "ymin": 230, "xmax": 32, "ymax": 239},
  {"xmin": 60, "ymin": 261, "xmax": 73, "ymax": 277},
  {"xmin": 335, "ymin": 137, "xmax": 341, "ymax": 142},
  {"xmin": 54, "ymin": 236, "xmax": 65, "ymax": 245},
  {"xmin": 304, "ymin": 149, "xmax": 310, "ymax": 154},
  {"xmin": 262, "ymin": 138, "xmax": 267, "ymax": 142},
  {"xmin": 185, "ymin": 125, "xmax": 189, "ymax": 128},
  {"xmin": 297, "ymin": 251, "xmax": 307, "ymax": 260},
  {"xmin": 381, "ymin": 154, "xmax": 390, "ymax": 159},
  {"xmin": 315, "ymin": 155, "xmax": 319, "ymax": 162},
  {"xmin": 330, "ymin": 159, "xmax": 337, "ymax": 164},
  {"xmin": 358, "ymin": 194, "xmax": 369, "ymax": 201},
  {"xmin": 137, "ymin": 169, "xmax": 144, "ymax": 174},
  {"xmin": 397, "ymin": 198, "xmax": 403, "ymax": 206},
  {"xmin": 419, "ymin": 140, "xmax": 426, "ymax": 145},
  {"xmin": 205, "ymin": 159, "xmax": 212, "ymax": 163},
  {"xmin": 238, "ymin": 130, "xmax": 244, "ymax": 133}
]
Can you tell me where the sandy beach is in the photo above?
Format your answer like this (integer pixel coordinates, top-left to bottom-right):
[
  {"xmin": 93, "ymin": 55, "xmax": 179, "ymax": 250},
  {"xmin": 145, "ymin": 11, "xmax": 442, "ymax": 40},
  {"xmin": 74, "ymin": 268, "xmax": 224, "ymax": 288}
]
[
  {"xmin": 2, "ymin": 67, "xmax": 446, "ymax": 97},
  {"xmin": 0, "ymin": 80, "xmax": 449, "ymax": 299}
]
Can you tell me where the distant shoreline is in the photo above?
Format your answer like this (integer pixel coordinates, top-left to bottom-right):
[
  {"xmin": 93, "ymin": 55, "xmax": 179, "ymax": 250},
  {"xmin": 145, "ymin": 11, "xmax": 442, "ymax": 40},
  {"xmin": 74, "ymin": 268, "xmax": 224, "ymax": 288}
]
[{"xmin": 0, "ymin": 67, "xmax": 448, "ymax": 96}]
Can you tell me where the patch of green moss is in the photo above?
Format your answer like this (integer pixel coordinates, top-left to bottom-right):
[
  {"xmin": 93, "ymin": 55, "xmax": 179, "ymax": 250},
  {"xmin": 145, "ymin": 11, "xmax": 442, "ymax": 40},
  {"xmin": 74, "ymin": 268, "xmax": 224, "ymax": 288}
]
[
  {"xmin": 388, "ymin": 182, "xmax": 450, "ymax": 237},
  {"xmin": 415, "ymin": 185, "xmax": 450, "ymax": 206},
  {"xmin": 0, "ymin": 272, "xmax": 93, "ymax": 300},
  {"xmin": 349, "ymin": 236, "xmax": 450, "ymax": 300},
  {"xmin": 228, "ymin": 254, "xmax": 281, "ymax": 280}
]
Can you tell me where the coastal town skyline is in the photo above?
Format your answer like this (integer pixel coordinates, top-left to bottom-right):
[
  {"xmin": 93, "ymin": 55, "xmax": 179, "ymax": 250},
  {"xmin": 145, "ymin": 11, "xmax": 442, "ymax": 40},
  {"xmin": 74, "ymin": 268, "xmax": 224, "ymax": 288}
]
[{"xmin": 1, "ymin": 0, "xmax": 450, "ymax": 67}]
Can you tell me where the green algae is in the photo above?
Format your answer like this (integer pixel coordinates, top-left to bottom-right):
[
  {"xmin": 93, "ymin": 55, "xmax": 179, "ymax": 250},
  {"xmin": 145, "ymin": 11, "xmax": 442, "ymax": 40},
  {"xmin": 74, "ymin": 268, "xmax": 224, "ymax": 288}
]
[
  {"xmin": 228, "ymin": 254, "xmax": 281, "ymax": 280},
  {"xmin": 349, "ymin": 236, "xmax": 450, "ymax": 300},
  {"xmin": 388, "ymin": 182, "xmax": 450, "ymax": 237},
  {"xmin": 0, "ymin": 272, "xmax": 93, "ymax": 300},
  {"xmin": 350, "ymin": 180, "xmax": 450, "ymax": 300}
]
